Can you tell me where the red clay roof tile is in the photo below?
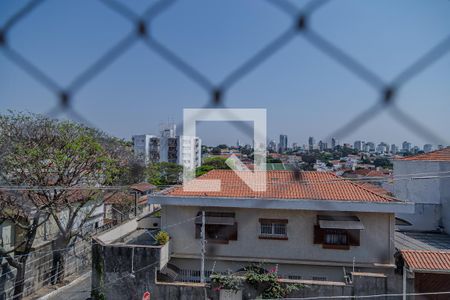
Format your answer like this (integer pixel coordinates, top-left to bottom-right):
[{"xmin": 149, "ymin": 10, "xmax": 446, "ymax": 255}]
[
  {"xmin": 401, "ymin": 250, "xmax": 450, "ymax": 272},
  {"xmin": 167, "ymin": 170, "xmax": 399, "ymax": 203},
  {"xmin": 398, "ymin": 147, "xmax": 450, "ymax": 161}
]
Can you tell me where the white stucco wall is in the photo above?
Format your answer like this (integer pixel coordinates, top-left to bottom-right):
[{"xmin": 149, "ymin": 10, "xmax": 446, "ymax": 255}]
[
  {"xmin": 393, "ymin": 160, "xmax": 450, "ymax": 232},
  {"xmin": 161, "ymin": 206, "xmax": 395, "ymax": 268}
]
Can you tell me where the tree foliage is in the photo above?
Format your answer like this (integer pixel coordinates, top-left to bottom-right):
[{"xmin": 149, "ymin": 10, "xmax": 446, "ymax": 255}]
[
  {"xmin": 147, "ymin": 162, "xmax": 183, "ymax": 186},
  {"xmin": 195, "ymin": 156, "xmax": 230, "ymax": 177},
  {"xmin": 0, "ymin": 112, "xmax": 134, "ymax": 288}
]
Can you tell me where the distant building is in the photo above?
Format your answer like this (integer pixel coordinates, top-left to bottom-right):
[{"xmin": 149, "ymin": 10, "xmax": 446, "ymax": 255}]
[
  {"xmin": 390, "ymin": 144, "xmax": 398, "ymax": 155},
  {"xmin": 423, "ymin": 144, "xmax": 433, "ymax": 153},
  {"xmin": 354, "ymin": 140, "xmax": 364, "ymax": 152},
  {"xmin": 292, "ymin": 142, "xmax": 299, "ymax": 151},
  {"xmin": 308, "ymin": 136, "xmax": 315, "ymax": 151},
  {"xmin": 364, "ymin": 142, "xmax": 375, "ymax": 152},
  {"xmin": 268, "ymin": 139, "xmax": 277, "ymax": 152},
  {"xmin": 331, "ymin": 138, "xmax": 336, "ymax": 149},
  {"xmin": 402, "ymin": 141, "xmax": 412, "ymax": 152},
  {"xmin": 133, "ymin": 124, "xmax": 201, "ymax": 169},
  {"xmin": 132, "ymin": 134, "xmax": 158, "ymax": 164},
  {"xmin": 318, "ymin": 140, "xmax": 323, "ymax": 151},
  {"xmin": 438, "ymin": 145, "xmax": 445, "ymax": 150},
  {"xmin": 376, "ymin": 142, "xmax": 389, "ymax": 154},
  {"xmin": 160, "ymin": 135, "xmax": 201, "ymax": 170},
  {"xmin": 411, "ymin": 146, "xmax": 420, "ymax": 154},
  {"xmin": 279, "ymin": 134, "xmax": 288, "ymax": 153}
]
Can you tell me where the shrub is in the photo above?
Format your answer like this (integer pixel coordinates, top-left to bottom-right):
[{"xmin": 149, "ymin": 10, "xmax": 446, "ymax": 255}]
[
  {"xmin": 155, "ymin": 230, "xmax": 169, "ymax": 245},
  {"xmin": 244, "ymin": 264, "xmax": 302, "ymax": 299},
  {"xmin": 210, "ymin": 273, "xmax": 242, "ymax": 292}
]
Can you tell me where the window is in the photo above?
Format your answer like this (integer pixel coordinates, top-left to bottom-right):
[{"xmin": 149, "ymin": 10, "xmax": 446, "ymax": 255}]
[
  {"xmin": 259, "ymin": 219, "xmax": 288, "ymax": 240},
  {"xmin": 288, "ymin": 275, "xmax": 302, "ymax": 280},
  {"xmin": 195, "ymin": 212, "xmax": 237, "ymax": 243},
  {"xmin": 312, "ymin": 276, "xmax": 327, "ymax": 281},
  {"xmin": 314, "ymin": 215, "xmax": 362, "ymax": 249},
  {"xmin": 324, "ymin": 229, "xmax": 348, "ymax": 245}
]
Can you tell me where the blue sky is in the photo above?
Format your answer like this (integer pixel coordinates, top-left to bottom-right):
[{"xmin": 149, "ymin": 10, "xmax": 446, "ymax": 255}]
[{"xmin": 1, "ymin": 0, "xmax": 449, "ymax": 147}]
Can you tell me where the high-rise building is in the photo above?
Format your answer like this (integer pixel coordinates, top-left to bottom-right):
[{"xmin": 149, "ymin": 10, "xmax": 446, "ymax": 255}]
[
  {"xmin": 268, "ymin": 139, "xmax": 277, "ymax": 152},
  {"xmin": 279, "ymin": 134, "xmax": 288, "ymax": 153},
  {"xmin": 411, "ymin": 145, "xmax": 420, "ymax": 154},
  {"xmin": 354, "ymin": 140, "xmax": 364, "ymax": 152},
  {"xmin": 132, "ymin": 134, "xmax": 158, "ymax": 164},
  {"xmin": 160, "ymin": 135, "xmax": 201, "ymax": 170},
  {"xmin": 292, "ymin": 142, "xmax": 299, "ymax": 151},
  {"xmin": 331, "ymin": 138, "xmax": 336, "ymax": 150},
  {"xmin": 402, "ymin": 141, "xmax": 412, "ymax": 152},
  {"xmin": 133, "ymin": 123, "xmax": 201, "ymax": 169},
  {"xmin": 390, "ymin": 144, "xmax": 398, "ymax": 155},
  {"xmin": 149, "ymin": 136, "xmax": 160, "ymax": 163},
  {"xmin": 364, "ymin": 142, "xmax": 375, "ymax": 152},
  {"xmin": 423, "ymin": 144, "xmax": 433, "ymax": 153},
  {"xmin": 376, "ymin": 142, "xmax": 389, "ymax": 154},
  {"xmin": 308, "ymin": 136, "xmax": 315, "ymax": 151}
]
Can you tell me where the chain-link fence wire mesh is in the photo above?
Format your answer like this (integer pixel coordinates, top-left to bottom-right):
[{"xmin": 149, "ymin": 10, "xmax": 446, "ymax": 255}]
[
  {"xmin": 1, "ymin": 0, "xmax": 450, "ymax": 295},
  {"xmin": 1, "ymin": 0, "xmax": 449, "ymax": 145}
]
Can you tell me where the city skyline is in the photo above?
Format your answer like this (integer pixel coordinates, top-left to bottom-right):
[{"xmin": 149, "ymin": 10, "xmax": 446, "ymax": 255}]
[{"xmin": 1, "ymin": 0, "xmax": 449, "ymax": 147}]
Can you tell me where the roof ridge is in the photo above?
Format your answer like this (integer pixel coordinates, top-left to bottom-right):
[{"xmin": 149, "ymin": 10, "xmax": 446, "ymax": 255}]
[
  {"xmin": 346, "ymin": 178, "xmax": 397, "ymax": 202},
  {"xmin": 398, "ymin": 147, "xmax": 450, "ymax": 161}
]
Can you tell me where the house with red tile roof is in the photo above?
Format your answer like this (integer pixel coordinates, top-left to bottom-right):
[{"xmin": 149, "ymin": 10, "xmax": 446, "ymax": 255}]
[
  {"xmin": 151, "ymin": 170, "xmax": 413, "ymax": 282},
  {"xmin": 397, "ymin": 250, "xmax": 450, "ymax": 299},
  {"xmin": 393, "ymin": 147, "xmax": 450, "ymax": 232}
]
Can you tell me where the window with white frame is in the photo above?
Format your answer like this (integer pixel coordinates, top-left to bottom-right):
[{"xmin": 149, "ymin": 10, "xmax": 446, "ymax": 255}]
[{"xmin": 259, "ymin": 219, "xmax": 288, "ymax": 239}]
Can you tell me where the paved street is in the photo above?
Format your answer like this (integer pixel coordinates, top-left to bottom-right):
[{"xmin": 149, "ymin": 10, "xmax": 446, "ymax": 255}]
[{"xmin": 42, "ymin": 272, "xmax": 91, "ymax": 300}]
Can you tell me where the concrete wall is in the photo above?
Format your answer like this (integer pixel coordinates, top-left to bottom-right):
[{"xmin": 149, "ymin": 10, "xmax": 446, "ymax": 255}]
[
  {"xmin": 161, "ymin": 206, "xmax": 395, "ymax": 281},
  {"xmin": 394, "ymin": 160, "xmax": 450, "ymax": 232},
  {"xmin": 0, "ymin": 241, "xmax": 91, "ymax": 300},
  {"xmin": 91, "ymin": 242, "xmax": 164, "ymax": 300},
  {"xmin": 151, "ymin": 275, "xmax": 396, "ymax": 300}
]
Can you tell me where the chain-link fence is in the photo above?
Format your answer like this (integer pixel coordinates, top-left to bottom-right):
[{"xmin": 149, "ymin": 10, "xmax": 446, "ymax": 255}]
[{"xmin": 1, "ymin": 0, "xmax": 449, "ymax": 145}]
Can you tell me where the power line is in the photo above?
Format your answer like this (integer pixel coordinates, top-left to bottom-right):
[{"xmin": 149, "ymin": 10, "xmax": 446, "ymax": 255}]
[{"xmin": 267, "ymin": 290, "xmax": 450, "ymax": 300}]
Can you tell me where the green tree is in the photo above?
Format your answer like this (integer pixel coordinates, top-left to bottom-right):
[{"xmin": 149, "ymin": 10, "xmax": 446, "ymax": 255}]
[
  {"xmin": 373, "ymin": 157, "xmax": 393, "ymax": 169},
  {"xmin": 195, "ymin": 156, "xmax": 230, "ymax": 177},
  {"xmin": 0, "ymin": 112, "xmax": 131, "ymax": 287},
  {"xmin": 147, "ymin": 162, "xmax": 183, "ymax": 186}
]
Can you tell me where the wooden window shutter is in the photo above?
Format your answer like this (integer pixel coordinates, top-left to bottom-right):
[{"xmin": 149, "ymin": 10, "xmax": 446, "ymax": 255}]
[
  {"xmin": 348, "ymin": 230, "xmax": 360, "ymax": 246},
  {"xmin": 195, "ymin": 224, "xmax": 200, "ymax": 239},
  {"xmin": 313, "ymin": 225, "xmax": 324, "ymax": 244},
  {"xmin": 228, "ymin": 223, "xmax": 238, "ymax": 241}
]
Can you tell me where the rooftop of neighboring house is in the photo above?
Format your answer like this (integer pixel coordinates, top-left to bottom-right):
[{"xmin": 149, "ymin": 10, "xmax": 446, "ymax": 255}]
[
  {"xmin": 397, "ymin": 147, "xmax": 450, "ymax": 161},
  {"xmin": 130, "ymin": 182, "xmax": 156, "ymax": 193},
  {"xmin": 112, "ymin": 228, "xmax": 159, "ymax": 246},
  {"xmin": 163, "ymin": 170, "xmax": 400, "ymax": 203},
  {"xmin": 357, "ymin": 182, "xmax": 393, "ymax": 197},
  {"xmin": 104, "ymin": 191, "xmax": 148, "ymax": 205},
  {"xmin": 400, "ymin": 249, "xmax": 450, "ymax": 273},
  {"xmin": 104, "ymin": 191, "xmax": 134, "ymax": 205},
  {"xmin": 343, "ymin": 169, "xmax": 388, "ymax": 178},
  {"xmin": 395, "ymin": 231, "xmax": 450, "ymax": 252}
]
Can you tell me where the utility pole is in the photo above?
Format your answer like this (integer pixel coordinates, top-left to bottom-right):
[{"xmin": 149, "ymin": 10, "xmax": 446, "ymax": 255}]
[
  {"xmin": 403, "ymin": 265, "xmax": 407, "ymax": 300},
  {"xmin": 200, "ymin": 210, "xmax": 206, "ymax": 283},
  {"xmin": 134, "ymin": 191, "xmax": 138, "ymax": 217}
]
